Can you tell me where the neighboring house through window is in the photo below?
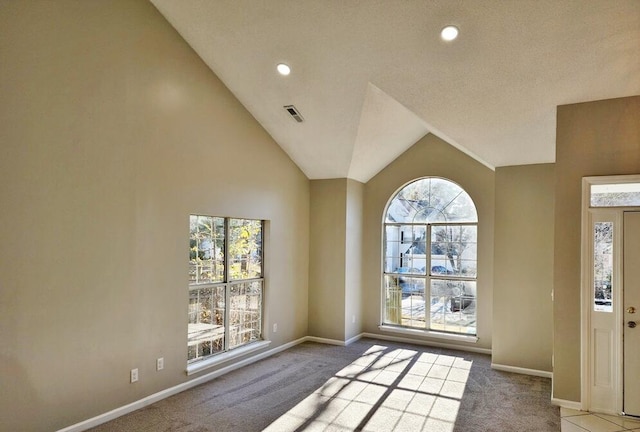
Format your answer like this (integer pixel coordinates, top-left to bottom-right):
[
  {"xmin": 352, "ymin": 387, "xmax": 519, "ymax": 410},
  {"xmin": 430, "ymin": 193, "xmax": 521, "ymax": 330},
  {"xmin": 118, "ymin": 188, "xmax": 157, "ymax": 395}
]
[
  {"xmin": 188, "ymin": 215, "xmax": 263, "ymax": 363},
  {"xmin": 382, "ymin": 177, "xmax": 478, "ymax": 336}
]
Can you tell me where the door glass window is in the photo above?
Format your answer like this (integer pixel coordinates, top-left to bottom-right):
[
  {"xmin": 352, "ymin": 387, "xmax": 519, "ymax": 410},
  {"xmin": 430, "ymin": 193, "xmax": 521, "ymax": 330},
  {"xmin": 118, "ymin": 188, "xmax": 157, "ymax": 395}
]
[{"xmin": 593, "ymin": 221, "xmax": 613, "ymax": 312}]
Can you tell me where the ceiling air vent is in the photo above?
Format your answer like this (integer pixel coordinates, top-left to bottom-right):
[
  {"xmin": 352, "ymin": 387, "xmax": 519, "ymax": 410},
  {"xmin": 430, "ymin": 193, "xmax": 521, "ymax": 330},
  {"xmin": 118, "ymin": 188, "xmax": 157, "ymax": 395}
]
[{"xmin": 284, "ymin": 105, "xmax": 304, "ymax": 123}]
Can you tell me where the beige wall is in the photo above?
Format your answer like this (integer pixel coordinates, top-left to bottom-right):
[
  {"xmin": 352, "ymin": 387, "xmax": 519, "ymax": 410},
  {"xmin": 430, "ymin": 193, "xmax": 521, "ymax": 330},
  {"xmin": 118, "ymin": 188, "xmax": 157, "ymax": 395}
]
[
  {"xmin": 309, "ymin": 179, "xmax": 347, "ymax": 340},
  {"xmin": 493, "ymin": 164, "xmax": 555, "ymax": 371},
  {"xmin": 4, "ymin": 1, "xmax": 635, "ymax": 428},
  {"xmin": 362, "ymin": 134, "xmax": 495, "ymax": 350},
  {"xmin": 308, "ymin": 178, "xmax": 364, "ymax": 342},
  {"xmin": 346, "ymin": 179, "xmax": 364, "ymax": 340},
  {"xmin": 554, "ymin": 95, "xmax": 640, "ymax": 402},
  {"xmin": 0, "ymin": 1, "xmax": 309, "ymax": 431}
]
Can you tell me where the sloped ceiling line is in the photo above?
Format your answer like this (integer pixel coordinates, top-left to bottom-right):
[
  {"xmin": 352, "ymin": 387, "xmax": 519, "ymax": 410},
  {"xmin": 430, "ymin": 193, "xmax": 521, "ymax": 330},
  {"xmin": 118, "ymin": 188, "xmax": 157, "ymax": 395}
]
[{"xmin": 150, "ymin": 0, "xmax": 640, "ymax": 180}]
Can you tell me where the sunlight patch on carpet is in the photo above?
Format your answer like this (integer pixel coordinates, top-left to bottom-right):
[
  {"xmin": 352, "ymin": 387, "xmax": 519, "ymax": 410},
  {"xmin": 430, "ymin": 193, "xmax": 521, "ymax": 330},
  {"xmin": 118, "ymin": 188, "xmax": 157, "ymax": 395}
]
[{"xmin": 264, "ymin": 344, "xmax": 472, "ymax": 431}]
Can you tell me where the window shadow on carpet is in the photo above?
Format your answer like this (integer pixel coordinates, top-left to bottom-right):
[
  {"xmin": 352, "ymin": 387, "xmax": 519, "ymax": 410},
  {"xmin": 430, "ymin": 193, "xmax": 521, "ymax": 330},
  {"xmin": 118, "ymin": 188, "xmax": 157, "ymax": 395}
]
[
  {"xmin": 87, "ymin": 338, "xmax": 560, "ymax": 432},
  {"xmin": 263, "ymin": 339, "xmax": 559, "ymax": 432}
]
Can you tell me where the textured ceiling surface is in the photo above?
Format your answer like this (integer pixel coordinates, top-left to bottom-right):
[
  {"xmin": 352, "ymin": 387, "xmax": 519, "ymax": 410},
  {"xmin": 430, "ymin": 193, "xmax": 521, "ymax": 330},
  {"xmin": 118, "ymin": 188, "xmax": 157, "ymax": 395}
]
[{"xmin": 151, "ymin": 0, "xmax": 640, "ymax": 181}]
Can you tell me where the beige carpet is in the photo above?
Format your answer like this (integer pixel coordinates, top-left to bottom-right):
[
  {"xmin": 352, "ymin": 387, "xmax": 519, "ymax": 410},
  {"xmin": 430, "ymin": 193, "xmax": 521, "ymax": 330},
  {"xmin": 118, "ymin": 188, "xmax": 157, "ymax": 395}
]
[{"xmin": 88, "ymin": 338, "xmax": 560, "ymax": 431}]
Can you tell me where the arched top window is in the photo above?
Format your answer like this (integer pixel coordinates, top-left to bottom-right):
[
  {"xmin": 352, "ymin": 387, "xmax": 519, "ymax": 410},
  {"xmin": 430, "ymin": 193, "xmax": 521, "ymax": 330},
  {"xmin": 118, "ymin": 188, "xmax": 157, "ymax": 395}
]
[
  {"xmin": 385, "ymin": 177, "xmax": 477, "ymax": 224},
  {"xmin": 382, "ymin": 177, "xmax": 478, "ymax": 337}
]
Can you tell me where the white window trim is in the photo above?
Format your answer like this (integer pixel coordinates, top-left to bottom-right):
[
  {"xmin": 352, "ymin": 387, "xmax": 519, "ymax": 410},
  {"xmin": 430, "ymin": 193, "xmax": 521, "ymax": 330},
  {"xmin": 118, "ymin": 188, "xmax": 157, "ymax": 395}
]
[
  {"xmin": 378, "ymin": 324, "xmax": 479, "ymax": 344},
  {"xmin": 188, "ymin": 216, "xmax": 265, "ymax": 365},
  {"xmin": 381, "ymin": 177, "xmax": 479, "ymax": 338},
  {"xmin": 380, "ymin": 225, "xmax": 479, "ymax": 336},
  {"xmin": 186, "ymin": 340, "xmax": 271, "ymax": 376}
]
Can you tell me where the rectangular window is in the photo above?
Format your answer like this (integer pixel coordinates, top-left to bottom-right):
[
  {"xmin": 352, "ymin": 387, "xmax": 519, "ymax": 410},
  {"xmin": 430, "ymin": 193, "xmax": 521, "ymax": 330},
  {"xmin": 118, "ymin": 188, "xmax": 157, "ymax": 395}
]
[
  {"xmin": 590, "ymin": 183, "xmax": 640, "ymax": 207},
  {"xmin": 383, "ymin": 223, "xmax": 477, "ymax": 336},
  {"xmin": 188, "ymin": 215, "xmax": 263, "ymax": 363}
]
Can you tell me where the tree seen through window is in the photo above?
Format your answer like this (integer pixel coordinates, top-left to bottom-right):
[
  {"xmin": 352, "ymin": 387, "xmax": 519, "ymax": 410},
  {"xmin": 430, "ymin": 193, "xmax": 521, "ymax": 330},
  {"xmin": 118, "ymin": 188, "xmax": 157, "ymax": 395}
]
[
  {"xmin": 188, "ymin": 215, "xmax": 263, "ymax": 363},
  {"xmin": 383, "ymin": 178, "xmax": 478, "ymax": 335}
]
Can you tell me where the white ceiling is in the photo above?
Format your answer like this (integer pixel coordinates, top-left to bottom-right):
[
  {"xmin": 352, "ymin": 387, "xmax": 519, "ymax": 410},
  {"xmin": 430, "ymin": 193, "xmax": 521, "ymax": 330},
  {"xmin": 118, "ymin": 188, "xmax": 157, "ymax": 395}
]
[{"xmin": 151, "ymin": 0, "xmax": 640, "ymax": 182}]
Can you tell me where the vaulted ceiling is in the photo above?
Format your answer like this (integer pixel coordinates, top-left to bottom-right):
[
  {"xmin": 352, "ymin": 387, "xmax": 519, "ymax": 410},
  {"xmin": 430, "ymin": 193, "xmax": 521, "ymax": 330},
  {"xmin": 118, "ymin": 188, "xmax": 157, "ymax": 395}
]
[{"xmin": 151, "ymin": 0, "xmax": 640, "ymax": 182}]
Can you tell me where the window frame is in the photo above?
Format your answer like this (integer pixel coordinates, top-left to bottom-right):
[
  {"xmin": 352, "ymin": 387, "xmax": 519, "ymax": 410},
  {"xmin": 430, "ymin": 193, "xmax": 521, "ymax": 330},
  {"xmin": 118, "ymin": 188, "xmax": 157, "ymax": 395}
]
[
  {"xmin": 188, "ymin": 215, "xmax": 265, "ymax": 367},
  {"xmin": 380, "ymin": 177, "xmax": 479, "ymax": 341}
]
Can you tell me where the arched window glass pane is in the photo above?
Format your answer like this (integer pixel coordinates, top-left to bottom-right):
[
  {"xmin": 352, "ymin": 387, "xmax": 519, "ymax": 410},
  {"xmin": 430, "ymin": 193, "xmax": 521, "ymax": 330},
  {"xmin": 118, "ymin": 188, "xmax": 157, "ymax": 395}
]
[
  {"xmin": 383, "ymin": 177, "xmax": 478, "ymax": 337},
  {"xmin": 385, "ymin": 178, "xmax": 477, "ymax": 223}
]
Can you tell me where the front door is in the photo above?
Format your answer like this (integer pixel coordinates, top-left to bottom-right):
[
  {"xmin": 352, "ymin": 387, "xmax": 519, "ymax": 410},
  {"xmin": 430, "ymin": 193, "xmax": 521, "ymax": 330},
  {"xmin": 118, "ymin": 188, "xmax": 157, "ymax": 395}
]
[{"xmin": 624, "ymin": 211, "xmax": 640, "ymax": 416}]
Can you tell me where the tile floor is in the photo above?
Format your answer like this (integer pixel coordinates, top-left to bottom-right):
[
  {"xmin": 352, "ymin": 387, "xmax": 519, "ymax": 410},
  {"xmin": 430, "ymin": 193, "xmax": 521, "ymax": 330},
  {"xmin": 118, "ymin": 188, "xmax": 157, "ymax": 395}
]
[{"xmin": 562, "ymin": 408, "xmax": 640, "ymax": 432}]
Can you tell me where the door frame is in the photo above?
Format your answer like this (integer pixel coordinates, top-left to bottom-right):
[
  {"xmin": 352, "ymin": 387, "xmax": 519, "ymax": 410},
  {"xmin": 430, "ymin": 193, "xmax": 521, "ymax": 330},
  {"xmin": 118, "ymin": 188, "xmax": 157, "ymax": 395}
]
[{"xmin": 581, "ymin": 175, "xmax": 640, "ymax": 414}]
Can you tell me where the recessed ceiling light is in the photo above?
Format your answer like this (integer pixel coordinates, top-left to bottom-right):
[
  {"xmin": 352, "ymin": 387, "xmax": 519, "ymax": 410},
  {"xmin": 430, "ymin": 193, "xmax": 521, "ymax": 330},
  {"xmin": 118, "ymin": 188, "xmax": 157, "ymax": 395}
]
[
  {"xmin": 277, "ymin": 63, "xmax": 291, "ymax": 76},
  {"xmin": 441, "ymin": 25, "xmax": 459, "ymax": 41}
]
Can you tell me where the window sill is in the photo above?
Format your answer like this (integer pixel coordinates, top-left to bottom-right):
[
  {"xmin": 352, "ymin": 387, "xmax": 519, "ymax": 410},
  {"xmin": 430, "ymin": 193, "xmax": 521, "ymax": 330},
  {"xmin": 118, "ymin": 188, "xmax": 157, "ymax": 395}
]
[
  {"xmin": 186, "ymin": 340, "xmax": 271, "ymax": 376},
  {"xmin": 378, "ymin": 325, "xmax": 479, "ymax": 344}
]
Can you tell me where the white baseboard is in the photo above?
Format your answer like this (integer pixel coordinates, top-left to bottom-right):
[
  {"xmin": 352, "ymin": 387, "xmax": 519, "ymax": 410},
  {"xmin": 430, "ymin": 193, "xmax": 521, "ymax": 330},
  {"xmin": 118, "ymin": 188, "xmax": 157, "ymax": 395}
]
[
  {"xmin": 58, "ymin": 332, "xmax": 494, "ymax": 432},
  {"xmin": 305, "ymin": 334, "xmax": 366, "ymax": 346},
  {"xmin": 57, "ymin": 337, "xmax": 308, "ymax": 432},
  {"xmin": 345, "ymin": 333, "xmax": 364, "ymax": 346},
  {"xmin": 305, "ymin": 336, "xmax": 347, "ymax": 346},
  {"xmin": 491, "ymin": 363, "xmax": 553, "ymax": 379},
  {"xmin": 551, "ymin": 398, "xmax": 583, "ymax": 411},
  {"xmin": 361, "ymin": 332, "xmax": 492, "ymax": 355}
]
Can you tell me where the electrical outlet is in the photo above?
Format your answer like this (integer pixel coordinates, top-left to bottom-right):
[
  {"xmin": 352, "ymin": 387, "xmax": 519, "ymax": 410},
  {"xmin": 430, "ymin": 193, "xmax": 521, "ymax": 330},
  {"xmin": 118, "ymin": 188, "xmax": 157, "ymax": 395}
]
[
  {"xmin": 273, "ymin": 323, "xmax": 278, "ymax": 333},
  {"xmin": 130, "ymin": 368, "xmax": 138, "ymax": 383},
  {"xmin": 352, "ymin": 315, "xmax": 356, "ymax": 324},
  {"xmin": 157, "ymin": 357, "xmax": 164, "ymax": 371}
]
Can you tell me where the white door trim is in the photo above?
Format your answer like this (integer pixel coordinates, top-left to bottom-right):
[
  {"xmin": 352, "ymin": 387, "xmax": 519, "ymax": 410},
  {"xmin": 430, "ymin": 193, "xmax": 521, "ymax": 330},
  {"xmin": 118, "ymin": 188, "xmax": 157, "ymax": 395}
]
[
  {"xmin": 623, "ymin": 211, "xmax": 640, "ymax": 416},
  {"xmin": 581, "ymin": 175, "xmax": 640, "ymax": 414}
]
